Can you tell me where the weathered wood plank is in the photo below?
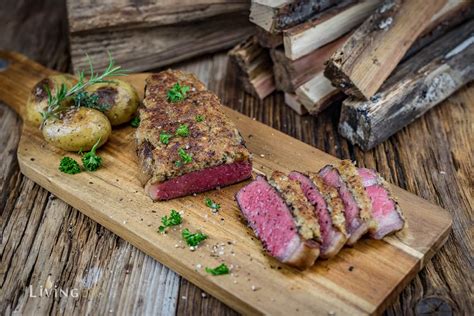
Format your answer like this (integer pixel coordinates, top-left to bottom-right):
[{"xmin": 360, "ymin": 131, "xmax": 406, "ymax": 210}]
[
  {"xmin": 338, "ymin": 20, "xmax": 474, "ymax": 150},
  {"xmin": 325, "ymin": 0, "xmax": 468, "ymax": 99},
  {"xmin": 69, "ymin": 12, "xmax": 254, "ymax": 73},
  {"xmin": 283, "ymin": 0, "xmax": 379, "ymax": 60},
  {"xmin": 249, "ymin": 0, "xmax": 340, "ymax": 33},
  {"xmin": 228, "ymin": 36, "xmax": 276, "ymax": 99},
  {"xmin": 67, "ymin": 0, "xmax": 250, "ymax": 32}
]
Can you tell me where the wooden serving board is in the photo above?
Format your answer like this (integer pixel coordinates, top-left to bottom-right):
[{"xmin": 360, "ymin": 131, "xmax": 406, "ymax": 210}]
[{"xmin": 0, "ymin": 51, "xmax": 452, "ymax": 315}]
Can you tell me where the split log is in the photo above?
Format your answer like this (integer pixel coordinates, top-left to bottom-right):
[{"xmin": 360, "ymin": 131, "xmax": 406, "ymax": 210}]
[
  {"xmin": 283, "ymin": 0, "xmax": 379, "ymax": 60},
  {"xmin": 256, "ymin": 26, "xmax": 283, "ymax": 48},
  {"xmin": 284, "ymin": 93, "xmax": 308, "ymax": 115},
  {"xmin": 295, "ymin": 72, "xmax": 342, "ymax": 115},
  {"xmin": 325, "ymin": 0, "xmax": 468, "ymax": 100},
  {"xmin": 229, "ymin": 36, "xmax": 276, "ymax": 100},
  {"xmin": 249, "ymin": 0, "xmax": 340, "ymax": 34},
  {"xmin": 338, "ymin": 20, "xmax": 474, "ymax": 151},
  {"xmin": 271, "ymin": 34, "xmax": 349, "ymax": 92},
  {"xmin": 67, "ymin": 0, "xmax": 250, "ymax": 32},
  {"xmin": 69, "ymin": 12, "xmax": 254, "ymax": 73}
]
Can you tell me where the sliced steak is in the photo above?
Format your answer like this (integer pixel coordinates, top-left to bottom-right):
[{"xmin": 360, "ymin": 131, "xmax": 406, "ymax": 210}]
[
  {"xmin": 319, "ymin": 160, "xmax": 374, "ymax": 245},
  {"xmin": 289, "ymin": 171, "xmax": 348, "ymax": 259},
  {"xmin": 136, "ymin": 70, "xmax": 252, "ymax": 200},
  {"xmin": 236, "ymin": 172, "xmax": 320, "ymax": 269},
  {"xmin": 358, "ymin": 168, "xmax": 405, "ymax": 239}
]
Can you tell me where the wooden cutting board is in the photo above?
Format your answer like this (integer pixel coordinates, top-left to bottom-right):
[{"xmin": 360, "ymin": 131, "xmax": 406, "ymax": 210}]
[{"xmin": 0, "ymin": 51, "xmax": 452, "ymax": 315}]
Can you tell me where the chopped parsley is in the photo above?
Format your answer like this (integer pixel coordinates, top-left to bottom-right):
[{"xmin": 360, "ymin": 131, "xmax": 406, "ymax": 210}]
[
  {"xmin": 81, "ymin": 139, "xmax": 102, "ymax": 171},
  {"xmin": 167, "ymin": 83, "xmax": 190, "ymax": 102},
  {"xmin": 205, "ymin": 198, "xmax": 221, "ymax": 211},
  {"xmin": 178, "ymin": 148, "xmax": 192, "ymax": 164},
  {"xmin": 160, "ymin": 132, "xmax": 172, "ymax": 145},
  {"xmin": 175, "ymin": 124, "xmax": 189, "ymax": 137},
  {"xmin": 182, "ymin": 228, "xmax": 207, "ymax": 247},
  {"xmin": 130, "ymin": 116, "xmax": 140, "ymax": 128},
  {"xmin": 74, "ymin": 91, "xmax": 110, "ymax": 112},
  {"xmin": 195, "ymin": 115, "xmax": 204, "ymax": 122},
  {"xmin": 158, "ymin": 209, "xmax": 182, "ymax": 233},
  {"xmin": 59, "ymin": 157, "xmax": 81, "ymax": 174},
  {"xmin": 205, "ymin": 263, "xmax": 230, "ymax": 276}
]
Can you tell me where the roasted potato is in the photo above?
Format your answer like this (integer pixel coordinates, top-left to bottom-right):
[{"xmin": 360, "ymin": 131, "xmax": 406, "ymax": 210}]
[
  {"xmin": 42, "ymin": 107, "xmax": 111, "ymax": 152},
  {"xmin": 85, "ymin": 79, "xmax": 139, "ymax": 126},
  {"xmin": 26, "ymin": 74, "xmax": 77, "ymax": 126}
]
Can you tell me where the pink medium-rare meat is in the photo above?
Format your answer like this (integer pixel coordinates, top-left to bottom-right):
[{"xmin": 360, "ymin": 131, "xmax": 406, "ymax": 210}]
[
  {"xmin": 236, "ymin": 172, "xmax": 321, "ymax": 269},
  {"xmin": 289, "ymin": 171, "xmax": 348, "ymax": 258},
  {"xmin": 136, "ymin": 70, "xmax": 252, "ymax": 201},
  {"xmin": 319, "ymin": 160, "xmax": 374, "ymax": 245},
  {"xmin": 358, "ymin": 168, "xmax": 405, "ymax": 239}
]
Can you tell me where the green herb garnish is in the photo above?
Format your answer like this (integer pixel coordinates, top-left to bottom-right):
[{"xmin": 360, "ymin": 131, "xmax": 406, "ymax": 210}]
[
  {"xmin": 195, "ymin": 115, "xmax": 204, "ymax": 122},
  {"xmin": 74, "ymin": 91, "xmax": 111, "ymax": 112},
  {"xmin": 41, "ymin": 53, "xmax": 126, "ymax": 126},
  {"xmin": 160, "ymin": 132, "xmax": 172, "ymax": 145},
  {"xmin": 158, "ymin": 209, "xmax": 183, "ymax": 233},
  {"xmin": 182, "ymin": 228, "xmax": 207, "ymax": 247},
  {"xmin": 178, "ymin": 148, "xmax": 192, "ymax": 164},
  {"xmin": 59, "ymin": 157, "xmax": 81, "ymax": 174},
  {"xmin": 130, "ymin": 116, "xmax": 140, "ymax": 128},
  {"xmin": 205, "ymin": 198, "xmax": 221, "ymax": 211},
  {"xmin": 167, "ymin": 83, "xmax": 190, "ymax": 102},
  {"xmin": 81, "ymin": 139, "xmax": 102, "ymax": 171},
  {"xmin": 175, "ymin": 124, "xmax": 189, "ymax": 137},
  {"xmin": 205, "ymin": 263, "xmax": 230, "ymax": 276}
]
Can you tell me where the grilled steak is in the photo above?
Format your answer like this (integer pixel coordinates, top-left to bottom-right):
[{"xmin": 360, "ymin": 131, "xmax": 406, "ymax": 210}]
[
  {"xmin": 136, "ymin": 70, "xmax": 252, "ymax": 200},
  {"xmin": 236, "ymin": 172, "xmax": 321, "ymax": 269},
  {"xmin": 320, "ymin": 160, "xmax": 374, "ymax": 245},
  {"xmin": 358, "ymin": 168, "xmax": 405, "ymax": 239},
  {"xmin": 289, "ymin": 171, "xmax": 348, "ymax": 258}
]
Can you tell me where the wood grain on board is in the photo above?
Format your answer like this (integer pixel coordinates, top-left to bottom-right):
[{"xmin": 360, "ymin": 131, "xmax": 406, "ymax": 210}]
[{"xmin": 0, "ymin": 50, "xmax": 453, "ymax": 315}]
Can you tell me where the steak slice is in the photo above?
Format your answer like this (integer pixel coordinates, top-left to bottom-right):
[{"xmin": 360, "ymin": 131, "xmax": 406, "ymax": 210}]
[
  {"xmin": 289, "ymin": 171, "xmax": 348, "ymax": 259},
  {"xmin": 320, "ymin": 160, "xmax": 374, "ymax": 245},
  {"xmin": 358, "ymin": 168, "xmax": 405, "ymax": 239},
  {"xmin": 136, "ymin": 70, "xmax": 252, "ymax": 200},
  {"xmin": 236, "ymin": 172, "xmax": 320, "ymax": 269}
]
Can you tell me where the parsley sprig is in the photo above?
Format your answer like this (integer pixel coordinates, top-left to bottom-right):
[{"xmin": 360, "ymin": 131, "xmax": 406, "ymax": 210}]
[
  {"xmin": 175, "ymin": 124, "xmax": 189, "ymax": 137},
  {"xmin": 167, "ymin": 83, "xmax": 190, "ymax": 102},
  {"xmin": 81, "ymin": 139, "xmax": 102, "ymax": 171},
  {"xmin": 158, "ymin": 210, "xmax": 183, "ymax": 233},
  {"xmin": 160, "ymin": 132, "xmax": 172, "ymax": 145},
  {"xmin": 205, "ymin": 263, "xmax": 230, "ymax": 276},
  {"xmin": 175, "ymin": 148, "xmax": 192, "ymax": 167},
  {"xmin": 59, "ymin": 157, "xmax": 81, "ymax": 174},
  {"xmin": 205, "ymin": 198, "xmax": 221, "ymax": 211},
  {"xmin": 182, "ymin": 228, "xmax": 207, "ymax": 247},
  {"xmin": 41, "ymin": 53, "xmax": 126, "ymax": 126}
]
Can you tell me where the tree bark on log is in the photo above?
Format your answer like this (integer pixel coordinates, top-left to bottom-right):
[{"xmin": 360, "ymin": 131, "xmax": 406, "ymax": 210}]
[
  {"xmin": 228, "ymin": 36, "xmax": 276, "ymax": 99},
  {"xmin": 325, "ymin": 0, "xmax": 467, "ymax": 100},
  {"xmin": 338, "ymin": 20, "xmax": 474, "ymax": 150}
]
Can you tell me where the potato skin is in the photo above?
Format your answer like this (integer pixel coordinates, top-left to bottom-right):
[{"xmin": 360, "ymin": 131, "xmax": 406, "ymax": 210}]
[
  {"xmin": 26, "ymin": 74, "xmax": 78, "ymax": 126},
  {"xmin": 42, "ymin": 107, "xmax": 111, "ymax": 152},
  {"xmin": 85, "ymin": 79, "xmax": 139, "ymax": 126}
]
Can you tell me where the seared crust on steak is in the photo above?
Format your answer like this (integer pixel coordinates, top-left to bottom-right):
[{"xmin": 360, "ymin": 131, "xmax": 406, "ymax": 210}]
[
  {"xmin": 269, "ymin": 171, "xmax": 321, "ymax": 242},
  {"xmin": 337, "ymin": 160, "xmax": 375, "ymax": 229},
  {"xmin": 136, "ymin": 70, "xmax": 251, "ymax": 187},
  {"xmin": 307, "ymin": 172, "xmax": 347, "ymax": 236}
]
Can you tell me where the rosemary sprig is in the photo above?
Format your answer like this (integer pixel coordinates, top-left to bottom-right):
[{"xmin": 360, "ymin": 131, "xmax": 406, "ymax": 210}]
[{"xmin": 41, "ymin": 53, "xmax": 127, "ymax": 126}]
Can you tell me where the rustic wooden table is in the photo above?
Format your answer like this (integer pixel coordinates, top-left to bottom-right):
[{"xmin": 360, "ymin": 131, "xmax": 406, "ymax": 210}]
[{"xmin": 1, "ymin": 1, "xmax": 472, "ymax": 315}]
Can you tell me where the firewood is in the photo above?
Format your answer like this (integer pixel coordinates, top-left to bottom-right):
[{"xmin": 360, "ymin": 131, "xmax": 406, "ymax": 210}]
[
  {"xmin": 68, "ymin": 10, "xmax": 253, "ymax": 72},
  {"xmin": 284, "ymin": 93, "xmax": 308, "ymax": 115},
  {"xmin": 295, "ymin": 72, "xmax": 342, "ymax": 115},
  {"xmin": 256, "ymin": 26, "xmax": 283, "ymax": 48},
  {"xmin": 325, "ymin": 0, "xmax": 468, "ymax": 100},
  {"xmin": 283, "ymin": 0, "xmax": 379, "ymax": 60},
  {"xmin": 249, "ymin": 0, "xmax": 340, "ymax": 34},
  {"xmin": 271, "ymin": 34, "xmax": 349, "ymax": 92},
  {"xmin": 338, "ymin": 20, "xmax": 474, "ymax": 151},
  {"xmin": 229, "ymin": 36, "xmax": 276, "ymax": 100}
]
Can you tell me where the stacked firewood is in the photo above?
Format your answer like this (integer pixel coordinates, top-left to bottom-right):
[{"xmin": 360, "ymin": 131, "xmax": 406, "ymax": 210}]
[{"xmin": 229, "ymin": 0, "xmax": 473, "ymax": 150}]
